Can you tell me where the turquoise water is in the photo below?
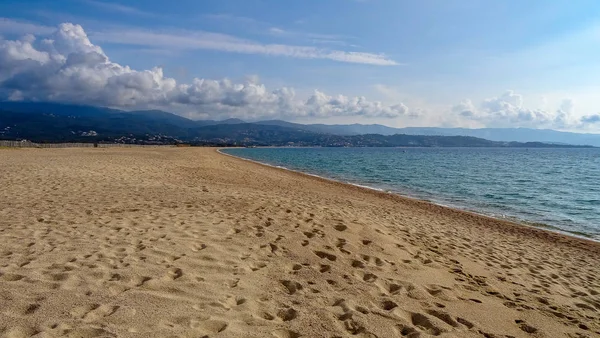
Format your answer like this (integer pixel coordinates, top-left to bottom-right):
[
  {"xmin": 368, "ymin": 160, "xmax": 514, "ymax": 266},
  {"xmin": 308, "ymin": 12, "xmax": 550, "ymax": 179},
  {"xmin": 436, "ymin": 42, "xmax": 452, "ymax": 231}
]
[{"xmin": 222, "ymin": 147, "xmax": 600, "ymax": 240}]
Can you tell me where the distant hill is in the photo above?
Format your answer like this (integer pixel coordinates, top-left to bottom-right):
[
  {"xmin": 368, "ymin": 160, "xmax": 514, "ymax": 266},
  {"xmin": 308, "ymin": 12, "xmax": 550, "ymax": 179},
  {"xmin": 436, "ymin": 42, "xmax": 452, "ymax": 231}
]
[
  {"xmin": 0, "ymin": 101, "xmax": 241, "ymax": 128},
  {"xmin": 183, "ymin": 124, "xmax": 591, "ymax": 148},
  {"xmin": 0, "ymin": 102, "xmax": 596, "ymax": 147},
  {"xmin": 255, "ymin": 120, "xmax": 402, "ymax": 136},
  {"xmin": 255, "ymin": 120, "xmax": 600, "ymax": 146},
  {"xmin": 392, "ymin": 127, "xmax": 600, "ymax": 147}
]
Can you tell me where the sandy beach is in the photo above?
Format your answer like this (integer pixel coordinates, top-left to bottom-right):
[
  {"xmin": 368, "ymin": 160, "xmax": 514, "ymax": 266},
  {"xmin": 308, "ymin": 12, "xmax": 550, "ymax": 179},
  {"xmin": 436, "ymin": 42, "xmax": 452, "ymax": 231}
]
[{"xmin": 0, "ymin": 147, "xmax": 598, "ymax": 338}]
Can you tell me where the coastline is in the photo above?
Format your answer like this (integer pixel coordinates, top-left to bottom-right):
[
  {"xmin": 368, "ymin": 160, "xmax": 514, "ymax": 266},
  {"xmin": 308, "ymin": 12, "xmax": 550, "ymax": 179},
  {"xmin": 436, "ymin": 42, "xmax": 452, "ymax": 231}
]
[
  {"xmin": 218, "ymin": 148, "xmax": 600, "ymax": 245},
  {"xmin": 1, "ymin": 147, "xmax": 598, "ymax": 337}
]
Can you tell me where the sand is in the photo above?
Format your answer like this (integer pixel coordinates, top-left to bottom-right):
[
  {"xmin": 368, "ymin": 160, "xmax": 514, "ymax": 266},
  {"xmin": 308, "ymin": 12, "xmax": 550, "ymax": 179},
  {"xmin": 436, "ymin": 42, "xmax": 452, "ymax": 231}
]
[{"xmin": 0, "ymin": 147, "xmax": 598, "ymax": 338}]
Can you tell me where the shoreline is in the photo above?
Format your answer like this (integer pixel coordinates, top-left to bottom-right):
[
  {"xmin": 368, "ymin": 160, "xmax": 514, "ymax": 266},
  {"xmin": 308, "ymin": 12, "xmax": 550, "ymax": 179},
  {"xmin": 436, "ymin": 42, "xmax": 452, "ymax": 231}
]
[{"xmin": 218, "ymin": 147, "xmax": 600, "ymax": 247}]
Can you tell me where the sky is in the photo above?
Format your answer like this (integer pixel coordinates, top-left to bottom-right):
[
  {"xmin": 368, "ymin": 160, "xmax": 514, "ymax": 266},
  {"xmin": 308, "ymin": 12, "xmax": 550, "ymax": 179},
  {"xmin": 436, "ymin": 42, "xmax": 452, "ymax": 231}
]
[{"xmin": 1, "ymin": 0, "xmax": 600, "ymax": 131}]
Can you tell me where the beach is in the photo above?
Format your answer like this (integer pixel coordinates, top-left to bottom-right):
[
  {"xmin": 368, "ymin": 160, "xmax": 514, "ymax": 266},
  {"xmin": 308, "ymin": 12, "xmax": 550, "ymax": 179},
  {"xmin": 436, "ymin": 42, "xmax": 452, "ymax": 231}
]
[{"xmin": 0, "ymin": 147, "xmax": 598, "ymax": 338}]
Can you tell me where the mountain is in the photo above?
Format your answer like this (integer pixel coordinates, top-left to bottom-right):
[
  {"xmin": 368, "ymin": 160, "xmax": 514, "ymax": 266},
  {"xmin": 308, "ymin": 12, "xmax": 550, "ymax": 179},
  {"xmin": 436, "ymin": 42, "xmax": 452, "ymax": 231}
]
[
  {"xmin": 183, "ymin": 124, "xmax": 590, "ymax": 148},
  {"xmin": 395, "ymin": 127, "xmax": 600, "ymax": 147},
  {"xmin": 0, "ymin": 101, "xmax": 243, "ymax": 128},
  {"xmin": 255, "ymin": 120, "xmax": 600, "ymax": 146},
  {"xmin": 0, "ymin": 102, "xmax": 596, "ymax": 147},
  {"xmin": 0, "ymin": 108, "xmax": 190, "ymax": 142},
  {"xmin": 120, "ymin": 109, "xmax": 198, "ymax": 128},
  {"xmin": 255, "ymin": 120, "xmax": 401, "ymax": 136}
]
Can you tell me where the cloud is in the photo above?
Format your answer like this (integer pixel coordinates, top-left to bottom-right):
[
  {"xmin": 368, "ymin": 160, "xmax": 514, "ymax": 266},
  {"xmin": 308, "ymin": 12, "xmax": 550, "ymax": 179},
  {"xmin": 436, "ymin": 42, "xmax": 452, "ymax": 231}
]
[
  {"xmin": 0, "ymin": 18, "xmax": 54, "ymax": 35},
  {"xmin": 89, "ymin": 27, "xmax": 397, "ymax": 66},
  {"xmin": 559, "ymin": 99, "xmax": 574, "ymax": 114},
  {"xmin": 267, "ymin": 27, "xmax": 352, "ymax": 46},
  {"xmin": 581, "ymin": 114, "xmax": 600, "ymax": 124},
  {"xmin": 203, "ymin": 13, "xmax": 267, "ymax": 27},
  {"xmin": 451, "ymin": 99, "xmax": 476, "ymax": 117},
  {"xmin": 268, "ymin": 27, "xmax": 286, "ymax": 35},
  {"xmin": 304, "ymin": 91, "xmax": 410, "ymax": 118},
  {"xmin": 206, "ymin": 13, "xmax": 351, "ymax": 46},
  {"xmin": 82, "ymin": 0, "xmax": 155, "ymax": 17},
  {"xmin": 0, "ymin": 16, "xmax": 394, "ymax": 66},
  {"xmin": 450, "ymin": 91, "xmax": 593, "ymax": 129},
  {"xmin": 0, "ymin": 23, "xmax": 410, "ymax": 121}
]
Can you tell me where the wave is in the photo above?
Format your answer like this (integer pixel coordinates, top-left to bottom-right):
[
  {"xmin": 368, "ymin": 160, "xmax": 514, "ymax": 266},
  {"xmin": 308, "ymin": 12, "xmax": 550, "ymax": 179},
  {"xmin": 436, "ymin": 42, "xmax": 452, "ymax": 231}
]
[{"xmin": 347, "ymin": 182, "xmax": 385, "ymax": 192}]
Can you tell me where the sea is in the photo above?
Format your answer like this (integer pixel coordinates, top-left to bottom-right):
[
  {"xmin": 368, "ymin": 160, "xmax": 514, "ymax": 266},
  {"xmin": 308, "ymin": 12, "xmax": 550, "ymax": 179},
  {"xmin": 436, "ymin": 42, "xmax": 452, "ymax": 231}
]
[{"xmin": 221, "ymin": 147, "xmax": 600, "ymax": 240}]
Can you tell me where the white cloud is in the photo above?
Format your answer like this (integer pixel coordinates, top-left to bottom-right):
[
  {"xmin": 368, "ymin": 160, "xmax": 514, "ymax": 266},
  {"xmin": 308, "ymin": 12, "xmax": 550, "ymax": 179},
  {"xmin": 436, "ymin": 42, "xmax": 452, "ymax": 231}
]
[
  {"xmin": 267, "ymin": 27, "xmax": 352, "ymax": 46},
  {"xmin": 451, "ymin": 99, "xmax": 476, "ymax": 117},
  {"xmin": 304, "ymin": 90, "xmax": 410, "ymax": 118},
  {"xmin": 206, "ymin": 13, "xmax": 351, "ymax": 46},
  {"xmin": 451, "ymin": 90, "xmax": 595, "ymax": 129},
  {"xmin": 269, "ymin": 27, "xmax": 286, "ymax": 35},
  {"xmin": 0, "ymin": 23, "xmax": 409, "ymax": 121},
  {"xmin": 89, "ymin": 27, "xmax": 397, "ymax": 66},
  {"xmin": 581, "ymin": 114, "xmax": 600, "ymax": 124},
  {"xmin": 203, "ymin": 13, "xmax": 267, "ymax": 27},
  {"xmin": 0, "ymin": 15, "xmax": 397, "ymax": 66},
  {"xmin": 82, "ymin": 0, "xmax": 155, "ymax": 17},
  {"xmin": 559, "ymin": 99, "xmax": 574, "ymax": 115},
  {"xmin": 4, "ymin": 21, "xmax": 595, "ymax": 130},
  {"xmin": 0, "ymin": 18, "xmax": 54, "ymax": 35}
]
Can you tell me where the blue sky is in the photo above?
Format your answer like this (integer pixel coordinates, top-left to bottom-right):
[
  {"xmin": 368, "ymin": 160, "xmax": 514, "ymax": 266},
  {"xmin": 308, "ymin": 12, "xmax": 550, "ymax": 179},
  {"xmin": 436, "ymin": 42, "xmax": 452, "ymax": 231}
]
[{"xmin": 1, "ymin": 0, "xmax": 600, "ymax": 130}]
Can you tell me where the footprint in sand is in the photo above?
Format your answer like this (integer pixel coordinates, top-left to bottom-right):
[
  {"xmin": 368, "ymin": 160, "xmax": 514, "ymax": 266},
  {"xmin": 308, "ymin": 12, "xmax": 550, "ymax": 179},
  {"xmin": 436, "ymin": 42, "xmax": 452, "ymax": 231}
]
[
  {"xmin": 191, "ymin": 319, "xmax": 228, "ymax": 335},
  {"xmin": 271, "ymin": 328, "xmax": 301, "ymax": 338},
  {"xmin": 351, "ymin": 260, "xmax": 366, "ymax": 269},
  {"xmin": 191, "ymin": 243, "xmax": 207, "ymax": 252},
  {"xmin": 426, "ymin": 309, "xmax": 460, "ymax": 327},
  {"xmin": 319, "ymin": 264, "xmax": 331, "ymax": 273},
  {"xmin": 14, "ymin": 303, "xmax": 41, "ymax": 316},
  {"xmin": 70, "ymin": 303, "xmax": 119, "ymax": 323},
  {"xmin": 83, "ymin": 304, "xmax": 120, "ymax": 322},
  {"xmin": 376, "ymin": 279, "xmax": 403, "ymax": 295},
  {"xmin": 131, "ymin": 276, "xmax": 152, "ymax": 287},
  {"xmin": 166, "ymin": 267, "xmax": 183, "ymax": 280},
  {"xmin": 334, "ymin": 224, "xmax": 348, "ymax": 231},
  {"xmin": 409, "ymin": 312, "xmax": 444, "ymax": 336},
  {"xmin": 249, "ymin": 261, "xmax": 267, "ymax": 271},
  {"xmin": 515, "ymin": 319, "xmax": 538, "ymax": 334},
  {"xmin": 276, "ymin": 307, "xmax": 298, "ymax": 321},
  {"xmin": 380, "ymin": 300, "xmax": 398, "ymax": 311},
  {"xmin": 224, "ymin": 295, "xmax": 247, "ymax": 308},
  {"xmin": 355, "ymin": 272, "xmax": 377, "ymax": 283},
  {"xmin": 456, "ymin": 317, "xmax": 475, "ymax": 329},
  {"xmin": 303, "ymin": 231, "xmax": 315, "ymax": 239},
  {"xmin": 262, "ymin": 243, "xmax": 279, "ymax": 255},
  {"xmin": 314, "ymin": 250, "xmax": 337, "ymax": 261},
  {"xmin": 280, "ymin": 280, "xmax": 303, "ymax": 295},
  {"xmin": 361, "ymin": 254, "xmax": 384, "ymax": 267},
  {"xmin": 335, "ymin": 238, "xmax": 351, "ymax": 254},
  {"xmin": 0, "ymin": 273, "xmax": 24, "ymax": 281},
  {"xmin": 228, "ymin": 278, "xmax": 240, "ymax": 288}
]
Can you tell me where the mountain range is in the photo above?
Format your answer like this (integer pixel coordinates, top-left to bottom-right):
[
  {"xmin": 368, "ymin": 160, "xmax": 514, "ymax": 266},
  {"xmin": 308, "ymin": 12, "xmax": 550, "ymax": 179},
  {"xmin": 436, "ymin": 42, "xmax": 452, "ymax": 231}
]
[
  {"xmin": 255, "ymin": 120, "xmax": 600, "ymax": 146},
  {"xmin": 0, "ymin": 101, "xmax": 598, "ymax": 147}
]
